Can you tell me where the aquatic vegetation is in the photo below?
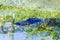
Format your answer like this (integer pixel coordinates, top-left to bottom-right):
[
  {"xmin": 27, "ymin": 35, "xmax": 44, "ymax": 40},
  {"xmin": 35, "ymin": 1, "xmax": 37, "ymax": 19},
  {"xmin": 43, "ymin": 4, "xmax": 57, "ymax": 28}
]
[{"xmin": 0, "ymin": 4, "xmax": 60, "ymax": 40}]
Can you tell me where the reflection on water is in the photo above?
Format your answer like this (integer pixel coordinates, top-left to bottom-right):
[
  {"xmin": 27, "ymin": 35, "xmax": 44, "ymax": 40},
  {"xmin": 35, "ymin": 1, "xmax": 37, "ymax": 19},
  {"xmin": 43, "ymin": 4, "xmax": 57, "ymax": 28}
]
[{"xmin": 0, "ymin": 32, "xmax": 52, "ymax": 40}]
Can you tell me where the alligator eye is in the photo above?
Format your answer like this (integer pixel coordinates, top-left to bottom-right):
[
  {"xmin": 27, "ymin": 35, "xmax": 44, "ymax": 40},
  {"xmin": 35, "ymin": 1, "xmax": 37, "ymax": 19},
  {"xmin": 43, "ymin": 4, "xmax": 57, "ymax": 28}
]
[{"xmin": 45, "ymin": 18, "xmax": 55, "ymax": 26}]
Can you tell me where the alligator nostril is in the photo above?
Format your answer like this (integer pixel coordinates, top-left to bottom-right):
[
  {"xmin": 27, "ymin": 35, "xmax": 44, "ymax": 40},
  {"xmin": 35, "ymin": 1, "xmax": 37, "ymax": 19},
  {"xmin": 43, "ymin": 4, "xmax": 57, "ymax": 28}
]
[{"xmin": 15, "ymin": 21, "xmax": 26, "ymax": 26}]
